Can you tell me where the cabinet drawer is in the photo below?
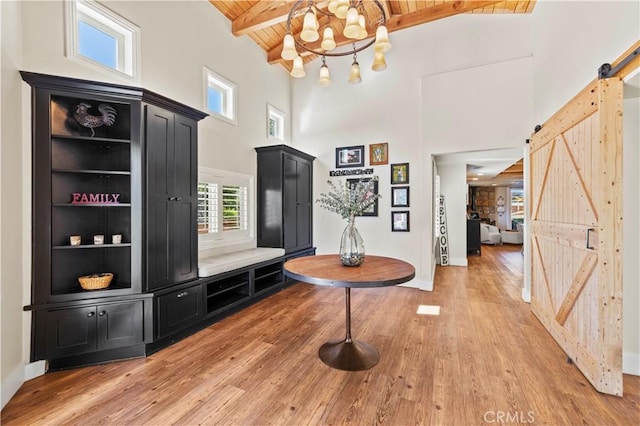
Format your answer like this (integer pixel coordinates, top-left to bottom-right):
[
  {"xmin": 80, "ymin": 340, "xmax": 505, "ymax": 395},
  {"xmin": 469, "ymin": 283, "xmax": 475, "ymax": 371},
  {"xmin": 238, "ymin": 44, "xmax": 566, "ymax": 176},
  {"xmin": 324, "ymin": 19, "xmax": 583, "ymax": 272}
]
[{"xmin": 156, "ymin": 283, "xmax": 203, "ymax": 338}]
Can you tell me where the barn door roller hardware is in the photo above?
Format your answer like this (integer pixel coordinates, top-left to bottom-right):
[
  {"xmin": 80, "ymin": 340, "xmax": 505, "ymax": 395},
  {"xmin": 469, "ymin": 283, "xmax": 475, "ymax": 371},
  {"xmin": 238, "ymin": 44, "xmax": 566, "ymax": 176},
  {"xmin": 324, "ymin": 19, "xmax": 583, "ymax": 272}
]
[{"xmin": 598, "ymin": 47, "xmax": 639, "ymax": 79}]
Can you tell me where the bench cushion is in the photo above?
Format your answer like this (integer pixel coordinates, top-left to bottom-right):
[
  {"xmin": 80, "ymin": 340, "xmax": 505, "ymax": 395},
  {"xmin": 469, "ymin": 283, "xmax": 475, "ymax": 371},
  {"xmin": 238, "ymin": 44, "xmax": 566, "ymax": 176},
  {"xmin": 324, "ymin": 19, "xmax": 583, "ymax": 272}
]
[{"xmin": 198, "ymin": 247, "xmax": 285, "ymax": 277}]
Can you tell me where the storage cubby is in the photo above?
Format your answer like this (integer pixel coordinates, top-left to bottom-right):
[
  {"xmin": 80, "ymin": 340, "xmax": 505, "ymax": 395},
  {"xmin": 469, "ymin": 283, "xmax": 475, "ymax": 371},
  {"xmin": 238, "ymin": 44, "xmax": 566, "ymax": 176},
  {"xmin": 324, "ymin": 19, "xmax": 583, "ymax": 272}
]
[
  {"xmin": 254, "ymin": 261, "xmax": 284, "ymax": 293},
  {"xmin": 52, "ymin": 137, "xmax": 131, "ymax": 172},
  {"xmin": 51, "ymin": 247, "xmax": 131, "ymax": 295},
  {"xmin": 51, "ymin": 95, "xmax": 131, "ymax": 140},
  {"xmin": 205, "ymin": 272, "xmax": 251, "ymax": 314}
]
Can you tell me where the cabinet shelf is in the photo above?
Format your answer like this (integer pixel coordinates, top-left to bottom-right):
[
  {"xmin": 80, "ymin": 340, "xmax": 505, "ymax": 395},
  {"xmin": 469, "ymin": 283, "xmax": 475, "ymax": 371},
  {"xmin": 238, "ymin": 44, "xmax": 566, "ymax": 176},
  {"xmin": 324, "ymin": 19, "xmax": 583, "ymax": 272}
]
[
  {"xmin": 53, "ymin": 203, "xmax": 131, "ymax": 208},
  {"xmin": 255, "ymin": 269, "xmax": 281, "ymax": 281},
  {"xmin": 206, "ymin": 281, "xmax": 249, "ymax": 299},
  {"xmin": 53, "ymin": 243, "xmax": 131, "ymax": 250},
  {"xmin": 52, "ymin": 169, "xmax": 131, "ymax": 176},
  {"xmin": 52, "ymin": 134, "xmax": 131, "ymax": 144}
]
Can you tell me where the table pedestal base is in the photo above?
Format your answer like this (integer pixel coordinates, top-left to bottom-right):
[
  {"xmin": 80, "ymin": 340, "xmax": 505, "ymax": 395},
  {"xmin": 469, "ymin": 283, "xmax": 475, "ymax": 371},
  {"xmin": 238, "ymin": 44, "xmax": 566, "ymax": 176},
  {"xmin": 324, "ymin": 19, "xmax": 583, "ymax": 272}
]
[{"xmin": 318, "ymin": 339, "xmax": 379, "ymax": 371}]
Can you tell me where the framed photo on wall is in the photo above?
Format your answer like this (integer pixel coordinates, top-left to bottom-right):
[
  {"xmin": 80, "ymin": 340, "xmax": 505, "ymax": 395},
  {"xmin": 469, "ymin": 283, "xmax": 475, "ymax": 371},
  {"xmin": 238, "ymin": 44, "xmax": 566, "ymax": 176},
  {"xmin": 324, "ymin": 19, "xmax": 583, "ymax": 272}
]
[
  {"xmin": 369, "ymin": 142, "xmax": 388, "ymax": 165},
  {"xmin": 347, "ymin": 178, "xmax": 379, "ymax": 216},
  {"xmin": 391, "ymin": 162, "xmax": 409, "ymax": 184},
  {"xmin": 335, "ymin": 145, "xmax": 365, "ymax": 168},
  {"xmin": 391, "ymin": 211, "xmax": 410, "ymax": 232},
  {"xmin": 391, "ymin": 186, "xmax": 410, "ymax": 207}
]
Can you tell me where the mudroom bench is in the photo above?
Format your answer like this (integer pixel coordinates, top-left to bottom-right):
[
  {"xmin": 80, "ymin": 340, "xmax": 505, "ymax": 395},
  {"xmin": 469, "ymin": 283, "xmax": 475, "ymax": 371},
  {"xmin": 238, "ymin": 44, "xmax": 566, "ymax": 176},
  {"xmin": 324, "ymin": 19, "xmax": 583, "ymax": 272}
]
[{"xmin": 148, "ymin": 247, "xmax": 315, "ymax": 353}]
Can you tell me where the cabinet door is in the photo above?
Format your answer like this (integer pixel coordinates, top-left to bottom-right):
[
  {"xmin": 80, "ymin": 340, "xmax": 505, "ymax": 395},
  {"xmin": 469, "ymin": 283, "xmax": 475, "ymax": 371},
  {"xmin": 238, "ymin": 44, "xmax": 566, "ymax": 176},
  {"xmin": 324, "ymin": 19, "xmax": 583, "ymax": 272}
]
[
  {"xmin": 146, "ymin": 104, "xmax": 175, "ymax": 290},
  {"xmin": 97, "ymin": 301, "xmax": 144, "ymax": 350},
  {"xmin": 44, "ymin": 306, "xmax": 97, "ymax": 358},
  {"xmin": 157, "ymin": 284, "xmax": 203, "ymax": 338},
  {"xmin": 172, "ymin": 116, "xmax": 198, "ymax": 284},
  {"xmin": 283, "ymin": 153, "xmax": 312, "ymax": 252}
]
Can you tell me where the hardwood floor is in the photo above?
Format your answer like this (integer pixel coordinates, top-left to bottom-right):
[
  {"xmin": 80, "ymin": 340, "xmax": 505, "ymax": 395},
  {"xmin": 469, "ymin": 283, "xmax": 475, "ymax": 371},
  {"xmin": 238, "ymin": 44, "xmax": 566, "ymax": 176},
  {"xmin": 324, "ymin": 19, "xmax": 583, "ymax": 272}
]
[{"xmin": 3, "ymin": 244, "xmax": 639, "ymax": 425}]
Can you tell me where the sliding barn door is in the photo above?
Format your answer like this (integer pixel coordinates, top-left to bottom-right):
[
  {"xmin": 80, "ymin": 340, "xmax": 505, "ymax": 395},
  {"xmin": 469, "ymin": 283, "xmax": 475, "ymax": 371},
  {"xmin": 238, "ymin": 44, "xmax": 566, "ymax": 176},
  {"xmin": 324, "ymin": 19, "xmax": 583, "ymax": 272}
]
[{"xmin": 529, "ymin": 77, "xmax": 623, "ymax": 396}]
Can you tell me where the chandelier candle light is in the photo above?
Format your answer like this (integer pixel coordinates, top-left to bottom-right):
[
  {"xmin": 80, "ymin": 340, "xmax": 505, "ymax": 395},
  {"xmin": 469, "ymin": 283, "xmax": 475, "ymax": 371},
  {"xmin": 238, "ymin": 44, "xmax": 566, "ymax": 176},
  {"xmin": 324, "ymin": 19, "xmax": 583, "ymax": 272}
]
[{"xmin": 281, "ymin": 0, "xmax": 392, "ymax": 85}]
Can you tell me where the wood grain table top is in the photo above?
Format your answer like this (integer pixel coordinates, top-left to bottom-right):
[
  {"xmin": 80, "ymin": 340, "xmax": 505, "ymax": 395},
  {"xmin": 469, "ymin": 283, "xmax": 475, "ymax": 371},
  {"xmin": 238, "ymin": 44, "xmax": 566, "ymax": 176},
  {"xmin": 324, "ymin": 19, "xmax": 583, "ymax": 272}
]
[{"xmin": 283, "ymin": 254, "xmax": 415, "ymax": 288}]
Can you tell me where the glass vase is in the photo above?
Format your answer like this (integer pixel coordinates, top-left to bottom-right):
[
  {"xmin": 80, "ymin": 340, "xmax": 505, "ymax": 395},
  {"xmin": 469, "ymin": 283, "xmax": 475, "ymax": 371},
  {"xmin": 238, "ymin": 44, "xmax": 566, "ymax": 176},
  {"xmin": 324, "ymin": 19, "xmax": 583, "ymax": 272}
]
[{"xmin": 339, "ymin": 218, "xmax": 365, "ymax": 266}]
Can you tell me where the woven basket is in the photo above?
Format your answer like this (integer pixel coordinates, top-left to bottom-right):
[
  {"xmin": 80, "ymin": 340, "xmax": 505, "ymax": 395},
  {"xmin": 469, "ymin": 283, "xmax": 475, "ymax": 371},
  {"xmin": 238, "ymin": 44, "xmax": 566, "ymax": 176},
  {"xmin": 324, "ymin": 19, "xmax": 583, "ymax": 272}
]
[{"xmin": 78, "ymin": 273, "xmax": 113, "ymax": 290}]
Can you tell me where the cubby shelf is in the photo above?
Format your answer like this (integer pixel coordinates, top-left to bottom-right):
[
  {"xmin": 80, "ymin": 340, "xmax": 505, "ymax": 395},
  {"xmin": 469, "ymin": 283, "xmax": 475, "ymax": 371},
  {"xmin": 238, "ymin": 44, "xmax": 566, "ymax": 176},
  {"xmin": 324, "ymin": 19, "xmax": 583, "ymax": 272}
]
[
  {"xmin": 53, "ymin": 243, "xmax": 131, "ymax": 250},
  {"xmin": 53, "ymin": 203, "xmax": 131, "ymax": 207},
  {"xmin": 51, "ymin": 134, "xmax": 131, "ymax": 144},
  {"xmin": 52, "ymin": 169, "xmax": 131, "ymax": 176}
]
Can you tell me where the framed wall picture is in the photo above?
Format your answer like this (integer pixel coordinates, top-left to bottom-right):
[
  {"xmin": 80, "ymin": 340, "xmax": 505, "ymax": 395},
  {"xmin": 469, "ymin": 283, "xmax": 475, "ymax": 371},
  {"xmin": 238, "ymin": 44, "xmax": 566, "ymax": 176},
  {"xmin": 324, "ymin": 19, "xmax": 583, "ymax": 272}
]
[
  {"xmin": 391, "ymin": 186, "xmax": 410, "ymax": 207},
  {"xmin": 369, "ymin": 142, "xmax": 388, "ymax": 165},
  {"xmin": 347, "ymin": 178, "xmax": 379, "ymax": 216},
  {"xmin": 391, "ymin": 211, "xmax": 410, "ymax": 232},
  {"xmin": 391, "ymin": 162, "xmax": 409, "ymax": 184},
  {"xmin": 335, "ymin": 145, "xmax": 365, "ymax": 168}
]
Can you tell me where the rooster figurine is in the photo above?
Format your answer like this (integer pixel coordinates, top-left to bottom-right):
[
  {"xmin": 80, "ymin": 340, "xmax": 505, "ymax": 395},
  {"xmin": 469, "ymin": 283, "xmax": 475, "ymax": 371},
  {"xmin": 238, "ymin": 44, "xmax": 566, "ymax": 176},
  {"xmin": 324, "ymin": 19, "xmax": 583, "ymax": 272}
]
[{"xmin": 73, "ymin": 102, "xmax": 117, "ymax": 137}]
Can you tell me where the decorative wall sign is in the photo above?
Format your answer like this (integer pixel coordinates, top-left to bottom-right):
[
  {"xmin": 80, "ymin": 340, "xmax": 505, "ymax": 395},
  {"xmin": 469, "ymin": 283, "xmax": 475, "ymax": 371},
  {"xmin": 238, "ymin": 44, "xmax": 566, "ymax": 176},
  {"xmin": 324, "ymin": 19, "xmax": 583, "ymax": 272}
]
[
  {"xmin": 391, "ymin": 163, "xmax": 409, "ymax": 184},
  {"xmin": 71, "ymin": 193, "xmax": 121, "ymax": 204},
  {"xmin": 497, "ymin": 195, "xmax": 506, "ymax": 216},
  {"xmin": 438, "ymin": 195, "xmax": 449, "ymax": 266},
  {"xmin": 335, "ymin": 145, "xmax": 365, "ymax": 168},
  {"xmin": 369, "ymin": 142, "xmax": 388, "ymax": 165},
  {"xmin": 329, "ymin": 168, "xmax": 374, "ymax": 177}
]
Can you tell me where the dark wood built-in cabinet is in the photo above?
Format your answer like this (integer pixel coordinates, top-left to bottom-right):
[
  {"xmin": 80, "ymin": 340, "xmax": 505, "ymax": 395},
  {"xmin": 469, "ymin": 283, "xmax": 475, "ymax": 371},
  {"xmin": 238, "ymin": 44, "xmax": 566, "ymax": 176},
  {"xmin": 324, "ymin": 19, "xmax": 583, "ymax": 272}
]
[
  {"xmin": 22, "ymin": 71, "xmax": 206, "ymax": 369},
  {"xmin": 256, "ymin": 145, "xmax": 315, "ymax": 254},
  {"xmin": 145, "ymin": 104, "xmax": 199, "ymax": 291},
  {"xmin": 22, "ymin": 74, "xmax": 315, "ymax": 370}
]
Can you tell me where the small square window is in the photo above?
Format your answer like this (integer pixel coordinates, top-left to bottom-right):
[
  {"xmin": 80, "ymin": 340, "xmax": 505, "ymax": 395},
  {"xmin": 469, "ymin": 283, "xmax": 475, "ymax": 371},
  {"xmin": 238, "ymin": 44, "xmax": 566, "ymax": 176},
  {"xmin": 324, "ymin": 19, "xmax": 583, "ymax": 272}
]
[
  {"xmin": 65, "ymin": 0, "xmax": 140, "ymax": 80},
  {"xmin": 204, "ymin": 67, "xmax": 237, "ymax": 125},
  {"xmin": 267, "ymin": 104, "xmax": 286, "ymax": 141}
]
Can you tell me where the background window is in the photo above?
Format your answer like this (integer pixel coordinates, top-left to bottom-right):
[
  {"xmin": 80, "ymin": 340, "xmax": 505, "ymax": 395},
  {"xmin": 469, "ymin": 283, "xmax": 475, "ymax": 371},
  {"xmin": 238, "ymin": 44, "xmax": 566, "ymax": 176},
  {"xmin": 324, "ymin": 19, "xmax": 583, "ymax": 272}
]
[
  {"xmin": 267, "ymin": 104, "xmax": 285, "ymax": 140},
  {"xmin": 198, "ymin": 168, "xmax": 252, "ymax": 247},
  {"xmin": 204, "ymin": 68, "xmax": 237, "ymax": 125},
  {"xmin": 66, "ymin": 0, "xmax": 140, "ymax": 79}
]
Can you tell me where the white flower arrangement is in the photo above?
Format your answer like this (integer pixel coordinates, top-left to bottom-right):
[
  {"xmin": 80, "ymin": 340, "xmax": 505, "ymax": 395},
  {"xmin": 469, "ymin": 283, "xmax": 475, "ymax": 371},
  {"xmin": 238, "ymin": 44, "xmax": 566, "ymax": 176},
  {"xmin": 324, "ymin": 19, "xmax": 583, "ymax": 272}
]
[{"xmin": 316, "ymin": 177, "xmax": 381, "ymax": 220}]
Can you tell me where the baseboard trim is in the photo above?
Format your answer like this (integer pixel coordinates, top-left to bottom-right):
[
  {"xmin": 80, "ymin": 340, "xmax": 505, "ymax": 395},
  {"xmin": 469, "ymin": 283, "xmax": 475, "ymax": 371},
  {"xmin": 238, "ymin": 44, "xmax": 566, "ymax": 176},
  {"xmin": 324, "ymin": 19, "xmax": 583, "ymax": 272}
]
[
  {"xmin": 1, "ymin": 361, "xmax": 45, "ymax": 409},
  {"xmin": 623, "ymin": 351, "xmax": 640, "ymax": 376},
  {"xmin": 450, "ymin": 257, "xmax": 468, "ymax": 267},
  {"xmin": 399, "ymin": 278, "xmax": 433, "ymax": 292}
]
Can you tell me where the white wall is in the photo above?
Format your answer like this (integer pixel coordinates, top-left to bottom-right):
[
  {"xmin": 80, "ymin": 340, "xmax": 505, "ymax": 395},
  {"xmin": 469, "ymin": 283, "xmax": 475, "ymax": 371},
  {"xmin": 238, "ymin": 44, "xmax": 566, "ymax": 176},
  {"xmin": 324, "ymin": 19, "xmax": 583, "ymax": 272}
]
[
  {"xmin": 532, "ymin": 1, "xmax": 640, "ymax": 124},
  {"xmin": 1, "ymin": 0, "xmax": 292, "ymax": 407},
  {"xmin": 293, "ymin": 14, "xmax": 534, "ymax": 289}
]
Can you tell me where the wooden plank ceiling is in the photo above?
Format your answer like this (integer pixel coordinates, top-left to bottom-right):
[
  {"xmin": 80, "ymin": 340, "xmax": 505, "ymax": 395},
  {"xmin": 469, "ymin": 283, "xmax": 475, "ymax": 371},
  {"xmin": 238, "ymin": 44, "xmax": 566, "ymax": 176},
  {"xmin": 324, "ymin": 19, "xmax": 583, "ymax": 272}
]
[{"xmin": 209, "ymin": 0, "xmax": 536, "ymax": 71}]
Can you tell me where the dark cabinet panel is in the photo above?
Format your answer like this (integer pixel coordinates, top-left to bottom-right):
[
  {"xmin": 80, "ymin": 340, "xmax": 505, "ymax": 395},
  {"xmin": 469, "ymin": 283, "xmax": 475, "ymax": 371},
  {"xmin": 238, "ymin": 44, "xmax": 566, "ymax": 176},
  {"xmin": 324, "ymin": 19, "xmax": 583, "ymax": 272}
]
[
  {"xmin": 97, "ymin": 301, "xmax": 145, "ymax": 350},
  {"xmin": 44, "ymin": 306, "xmax": 97, "ymax": 358},
  {"xmin": 145, "ymin": 105, "xmax": 198, "ymax": 290},
  {"xmin": 467, "ymin": 219, "xmax": 481, "ymax": 256},
  {"xmin": 256, "ymin": 145, "xmax": 315, "ymax": 254},
  {"xmin": 157, "ymin": 284, "xmax": 203, "ymax": 338},
  {"xmin": 39, "ymin": 301, "xmax": 145, "ymax": 359}
]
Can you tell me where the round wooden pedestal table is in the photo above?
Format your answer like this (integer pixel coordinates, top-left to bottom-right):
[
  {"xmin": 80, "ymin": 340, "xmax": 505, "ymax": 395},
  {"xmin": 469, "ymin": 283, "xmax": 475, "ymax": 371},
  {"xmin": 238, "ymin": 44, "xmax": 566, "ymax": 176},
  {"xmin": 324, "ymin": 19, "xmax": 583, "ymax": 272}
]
[{"xmin": 283, "ymin": 254, "xmax": 415, "ymax": 371}]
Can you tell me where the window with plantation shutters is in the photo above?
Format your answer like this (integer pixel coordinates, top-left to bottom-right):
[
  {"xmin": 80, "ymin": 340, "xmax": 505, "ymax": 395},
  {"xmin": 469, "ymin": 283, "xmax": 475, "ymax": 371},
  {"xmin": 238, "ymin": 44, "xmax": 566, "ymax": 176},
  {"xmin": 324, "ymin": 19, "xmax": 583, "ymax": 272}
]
[{"xmin": 197, "ymin": 168, "xmax": 253, "ymax": 248}]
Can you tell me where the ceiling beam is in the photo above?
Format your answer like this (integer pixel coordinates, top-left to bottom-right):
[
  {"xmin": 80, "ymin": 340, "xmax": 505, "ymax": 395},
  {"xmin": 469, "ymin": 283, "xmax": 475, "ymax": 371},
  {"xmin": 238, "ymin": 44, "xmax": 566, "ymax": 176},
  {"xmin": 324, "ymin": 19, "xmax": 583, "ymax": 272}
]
[
  {"xmin": 385, "ymin": 0, "xmax": 503, "ymax": 32},
  {"xmin": 231, "ymin": 1, "xmax": 294, "ymax": 36},
  {"xmin": 267, "ymin": 0, "xmax": 503, "ymax": 65}
]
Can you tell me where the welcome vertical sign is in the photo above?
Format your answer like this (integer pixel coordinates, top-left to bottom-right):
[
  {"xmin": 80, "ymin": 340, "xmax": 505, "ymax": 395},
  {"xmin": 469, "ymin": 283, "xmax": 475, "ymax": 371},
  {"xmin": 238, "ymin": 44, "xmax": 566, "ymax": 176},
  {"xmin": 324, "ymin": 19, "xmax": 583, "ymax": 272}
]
[{"xmin": 438, "ymin": 195, "xmax": 449, "ymax": 266}]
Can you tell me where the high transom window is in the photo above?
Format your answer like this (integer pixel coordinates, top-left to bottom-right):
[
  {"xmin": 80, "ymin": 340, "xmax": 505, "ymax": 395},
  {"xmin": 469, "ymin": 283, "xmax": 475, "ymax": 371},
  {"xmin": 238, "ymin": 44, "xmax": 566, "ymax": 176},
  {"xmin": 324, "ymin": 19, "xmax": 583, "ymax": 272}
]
[{"xmin": 65, "ymin": 0, "xmax": 140, "ymax": 79}]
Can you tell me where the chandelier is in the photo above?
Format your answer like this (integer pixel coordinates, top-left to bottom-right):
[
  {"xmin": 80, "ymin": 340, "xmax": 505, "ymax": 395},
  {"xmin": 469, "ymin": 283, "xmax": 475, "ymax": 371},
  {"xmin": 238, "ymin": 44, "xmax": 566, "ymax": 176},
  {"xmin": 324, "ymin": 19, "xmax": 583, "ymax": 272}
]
[{"xmin": 281, "ymin": 0, "xmax": 392, "ymax": 86}]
